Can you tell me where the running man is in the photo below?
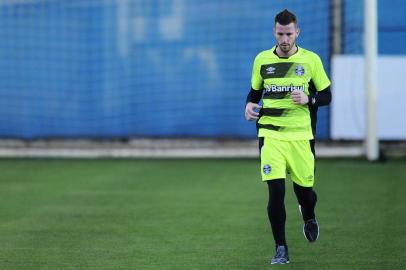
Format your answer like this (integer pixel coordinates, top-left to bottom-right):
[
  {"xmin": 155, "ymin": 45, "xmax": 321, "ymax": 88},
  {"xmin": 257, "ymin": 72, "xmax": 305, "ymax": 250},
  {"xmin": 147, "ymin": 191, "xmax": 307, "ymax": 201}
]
[{"xmin": 244, "ymin": 9, "xmax": 332, "ymax": 265}]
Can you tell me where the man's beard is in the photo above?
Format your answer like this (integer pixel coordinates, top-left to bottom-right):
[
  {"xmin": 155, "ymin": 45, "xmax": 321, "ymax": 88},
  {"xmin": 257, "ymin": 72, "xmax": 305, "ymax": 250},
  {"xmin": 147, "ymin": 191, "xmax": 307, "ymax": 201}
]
[{"xmin": 279, "ymin": 43, "xmax": 293, "ymax": 53}]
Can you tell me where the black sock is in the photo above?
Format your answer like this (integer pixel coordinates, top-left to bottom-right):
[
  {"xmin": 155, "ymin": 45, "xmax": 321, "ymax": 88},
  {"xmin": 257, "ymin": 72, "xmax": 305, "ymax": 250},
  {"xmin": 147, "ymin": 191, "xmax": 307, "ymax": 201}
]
[{"xmin": 267, "ymin": 179, "xmax": 286, "ymax": 246}]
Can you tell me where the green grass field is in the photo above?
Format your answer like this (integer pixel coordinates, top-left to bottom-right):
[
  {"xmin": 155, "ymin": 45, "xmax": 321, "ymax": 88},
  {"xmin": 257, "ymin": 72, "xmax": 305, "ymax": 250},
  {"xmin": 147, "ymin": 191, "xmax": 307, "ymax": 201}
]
[{"xmin": 0, "ymin": 158, "xmax": 405, "ymax": 270}]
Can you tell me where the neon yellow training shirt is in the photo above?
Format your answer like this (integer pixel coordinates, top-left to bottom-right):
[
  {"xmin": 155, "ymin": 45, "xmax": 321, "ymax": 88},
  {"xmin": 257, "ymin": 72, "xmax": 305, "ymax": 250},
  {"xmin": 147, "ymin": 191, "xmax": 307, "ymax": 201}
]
[{"xmin": 251, "ymin": 46, "xmax": 331, "ymax": 141}]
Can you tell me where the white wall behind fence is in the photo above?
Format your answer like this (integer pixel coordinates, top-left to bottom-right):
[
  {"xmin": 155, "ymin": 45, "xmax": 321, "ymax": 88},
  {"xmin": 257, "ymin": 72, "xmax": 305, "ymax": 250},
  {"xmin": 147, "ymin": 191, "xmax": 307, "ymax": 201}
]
[{"xmin": 331, "ymin": 55, "xmax": 406, "ymax": 140}]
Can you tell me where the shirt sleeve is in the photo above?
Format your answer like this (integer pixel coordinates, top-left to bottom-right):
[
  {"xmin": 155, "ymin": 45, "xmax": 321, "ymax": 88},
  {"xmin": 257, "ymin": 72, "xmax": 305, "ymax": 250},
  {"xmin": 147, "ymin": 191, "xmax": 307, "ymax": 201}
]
[
  {"xmin": 251, "ymin": 54, "xmax": 263, "ymax": 91},
  {"xmin": 312, "ymin": 54, "xmax": 331, "ymax": 92}
]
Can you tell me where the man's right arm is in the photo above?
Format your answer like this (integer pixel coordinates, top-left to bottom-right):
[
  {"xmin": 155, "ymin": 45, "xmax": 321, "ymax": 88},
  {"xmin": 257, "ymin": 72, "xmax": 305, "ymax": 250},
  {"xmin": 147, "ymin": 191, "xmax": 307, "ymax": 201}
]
[
  {"xmin": 246, "ymin": 88, "xmax": 263, "ymax": 104},
  {"xmin": 245, "ymin": 88, "xmax": 263, "ymax": 121},
  {"xmin": 246, "ymin": 53, "xmax": 264, "ymax": 121}
]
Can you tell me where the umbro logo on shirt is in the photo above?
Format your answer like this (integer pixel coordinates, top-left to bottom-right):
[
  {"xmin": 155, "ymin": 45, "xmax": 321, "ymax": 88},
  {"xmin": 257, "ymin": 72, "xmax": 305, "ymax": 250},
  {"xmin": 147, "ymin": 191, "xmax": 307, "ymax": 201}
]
[
  {"xmin": 266, "ymin": 66, "xmax": 276, "ymax": 74},
  {"xmin": 260, "ymin": 63, "xmax": 292, "ymax": 79}
]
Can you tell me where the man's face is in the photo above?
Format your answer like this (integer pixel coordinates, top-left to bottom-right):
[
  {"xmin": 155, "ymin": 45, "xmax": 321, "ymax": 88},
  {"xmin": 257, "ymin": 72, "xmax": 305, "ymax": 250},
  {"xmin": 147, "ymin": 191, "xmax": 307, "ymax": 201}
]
[{"xmin": 274, "ymin": 22, "xmax": 299, "ymax": 54}]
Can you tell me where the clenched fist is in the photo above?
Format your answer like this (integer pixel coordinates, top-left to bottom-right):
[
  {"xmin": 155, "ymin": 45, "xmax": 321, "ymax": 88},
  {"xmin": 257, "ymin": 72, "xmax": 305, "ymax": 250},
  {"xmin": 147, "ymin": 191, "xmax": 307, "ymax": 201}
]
[
  {"xmin": 291, "ymin": 90, "xmax": 309, "ymax": 105},
  {"xmin": 245, "ymin": 102, "xmax": 262, "ymax": 121}
]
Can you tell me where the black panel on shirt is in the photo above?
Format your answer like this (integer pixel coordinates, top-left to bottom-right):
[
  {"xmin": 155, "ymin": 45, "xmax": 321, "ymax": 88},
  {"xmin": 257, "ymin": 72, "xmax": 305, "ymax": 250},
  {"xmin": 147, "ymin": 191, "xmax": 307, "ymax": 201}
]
[{"xmin": 260, "ymin": 63, "xmax": 294, "ymax": 79}]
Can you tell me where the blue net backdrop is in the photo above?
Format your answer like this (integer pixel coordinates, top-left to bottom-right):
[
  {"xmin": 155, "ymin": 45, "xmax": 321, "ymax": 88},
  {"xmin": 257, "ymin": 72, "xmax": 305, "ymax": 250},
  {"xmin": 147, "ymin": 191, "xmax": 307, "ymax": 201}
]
[
  {"xmin": 0, "ymin": 0, "xmax": 331, "ymax": 140},
  {"xmin": 343, "ymin": 0, "xmax": 406, "ymax": 54}
]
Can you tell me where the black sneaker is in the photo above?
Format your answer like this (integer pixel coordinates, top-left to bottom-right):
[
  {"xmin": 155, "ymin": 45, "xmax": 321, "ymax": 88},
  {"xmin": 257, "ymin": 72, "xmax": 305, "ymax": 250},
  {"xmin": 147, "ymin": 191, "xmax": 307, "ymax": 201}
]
[
  {"xmin": 271, "ymin": 245, "xmax": 290, "ymax": 265},
  {"xmin": 303, "ymin": 218, "xmax": 319, "ymax": 242},
  {"xmin": 299, "ymin": 205, "xmax": 319, "ymax": 242}
]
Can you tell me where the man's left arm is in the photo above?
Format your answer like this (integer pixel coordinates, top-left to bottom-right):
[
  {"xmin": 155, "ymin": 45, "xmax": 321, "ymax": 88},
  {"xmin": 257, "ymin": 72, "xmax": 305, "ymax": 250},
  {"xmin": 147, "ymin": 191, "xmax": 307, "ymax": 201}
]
[
  {"xmin": 291, "ymin": 86, "xmax": 331, "ymax": 106},
  {"xmin": 308, "ymin": 54, "xmax": 332, "ymax": 107},
  {"xmin": 308, "ymin": 86, "xmax": 331, "ymax": 107}
]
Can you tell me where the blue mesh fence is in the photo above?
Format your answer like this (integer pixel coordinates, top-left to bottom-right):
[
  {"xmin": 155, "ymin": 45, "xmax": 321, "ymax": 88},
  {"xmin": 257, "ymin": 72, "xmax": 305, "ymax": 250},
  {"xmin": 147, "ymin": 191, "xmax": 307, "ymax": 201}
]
[
  {"xmin": 343, "ymin": 0, "xmax": 406, "ymax": 54},
  {"xmin": 0, "ymin": 0, "xmax": 331, "ymax": 140}
]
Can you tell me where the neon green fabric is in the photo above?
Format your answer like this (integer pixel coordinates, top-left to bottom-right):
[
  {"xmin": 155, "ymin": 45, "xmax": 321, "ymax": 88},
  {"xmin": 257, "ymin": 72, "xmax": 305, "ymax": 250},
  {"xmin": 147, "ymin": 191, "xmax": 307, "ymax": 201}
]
[
  {"xmin": 251, "ymin": 46, "xmax": 330, "ymax": 140},
  {"xmin": 260, "ymin": 138, "xmax": 315, "ymax": 187}
]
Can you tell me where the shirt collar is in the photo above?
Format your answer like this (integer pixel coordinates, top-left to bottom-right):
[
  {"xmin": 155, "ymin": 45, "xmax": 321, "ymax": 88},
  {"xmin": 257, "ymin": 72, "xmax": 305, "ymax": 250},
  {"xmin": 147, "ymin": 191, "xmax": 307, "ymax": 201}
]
[{"xmin": 272, "ymin": 45, "xmax": 300, "ymax": 59}]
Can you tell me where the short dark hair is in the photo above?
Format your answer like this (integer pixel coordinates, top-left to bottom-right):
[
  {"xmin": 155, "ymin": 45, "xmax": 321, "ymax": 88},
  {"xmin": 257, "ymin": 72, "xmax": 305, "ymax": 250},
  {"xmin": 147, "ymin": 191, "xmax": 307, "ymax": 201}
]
[{"xmin": 275, "ymin": 9, "xmax": 297, "ymax": 26}]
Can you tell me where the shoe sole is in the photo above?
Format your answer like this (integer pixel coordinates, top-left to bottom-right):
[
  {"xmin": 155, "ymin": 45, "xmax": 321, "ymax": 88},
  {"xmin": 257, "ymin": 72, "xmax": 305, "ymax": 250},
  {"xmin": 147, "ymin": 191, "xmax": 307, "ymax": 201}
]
[{"xmin": 271, "ymin": 261, "xmax": 290, "ymax": 265}]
